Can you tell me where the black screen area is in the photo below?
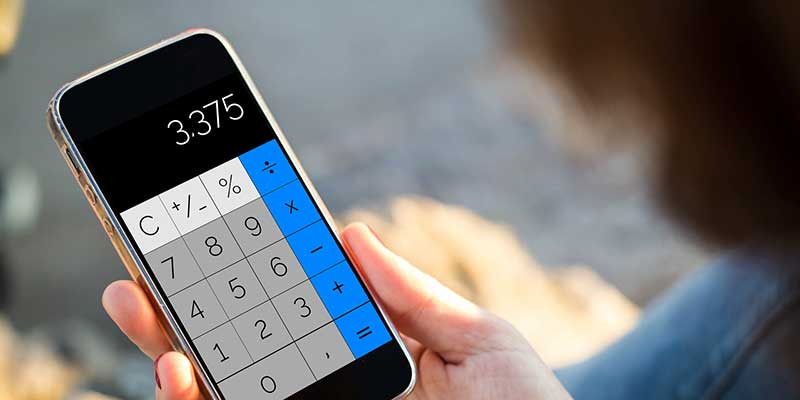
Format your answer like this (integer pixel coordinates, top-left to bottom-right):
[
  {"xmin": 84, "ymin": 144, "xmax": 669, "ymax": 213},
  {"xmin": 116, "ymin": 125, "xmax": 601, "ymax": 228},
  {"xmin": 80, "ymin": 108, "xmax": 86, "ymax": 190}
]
[
  {"xmin": 75, "ymin": 72, "xmax": 275, "ymax": 210},
  {"xmin": 59, "ymin": 32, "xmax": 275, "ymax": 211}
]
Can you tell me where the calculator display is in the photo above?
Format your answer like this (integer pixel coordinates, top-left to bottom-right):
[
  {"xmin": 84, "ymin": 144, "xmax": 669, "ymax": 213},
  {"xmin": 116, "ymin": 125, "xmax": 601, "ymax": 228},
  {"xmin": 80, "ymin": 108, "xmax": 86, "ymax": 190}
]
[{"xmin": 55, "ymin": 32, "xmax": 412, "ymax": 399}]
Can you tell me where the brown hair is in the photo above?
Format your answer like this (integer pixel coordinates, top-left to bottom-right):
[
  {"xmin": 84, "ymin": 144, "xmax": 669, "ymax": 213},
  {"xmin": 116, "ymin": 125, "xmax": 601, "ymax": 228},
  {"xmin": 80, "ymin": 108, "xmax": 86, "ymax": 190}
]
[{"xmin": 500, "ymin": 2, "xmax": 800, "ymax": 247}]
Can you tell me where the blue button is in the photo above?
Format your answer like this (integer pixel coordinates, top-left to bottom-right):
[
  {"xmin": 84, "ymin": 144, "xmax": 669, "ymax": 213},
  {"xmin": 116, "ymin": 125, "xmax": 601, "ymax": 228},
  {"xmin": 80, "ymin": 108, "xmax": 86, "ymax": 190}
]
[
  {"xmin": 335, "ymin": 302, "xmax": 391, "ymax": 358},
  {"xmin": 311, "ymin": 261, "xmax": 368, "ymax": 319},
  {"xmin": 239, "ymin": 140, "xmax": 296, "ymax": 195},
  {"xmin": 286, "ymin": 220, "xmax": 344, "ymax": 277},
  {"xmin": 263, "ymin": 180, "xmax": 320, "ymax": 235}
]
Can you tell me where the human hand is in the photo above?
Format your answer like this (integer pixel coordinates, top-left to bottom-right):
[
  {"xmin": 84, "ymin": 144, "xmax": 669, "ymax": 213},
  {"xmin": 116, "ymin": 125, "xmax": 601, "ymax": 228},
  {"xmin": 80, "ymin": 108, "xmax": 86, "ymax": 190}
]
[{"xmin": 102, "ymin": 223, "xmax": 571, "ymax": 400}]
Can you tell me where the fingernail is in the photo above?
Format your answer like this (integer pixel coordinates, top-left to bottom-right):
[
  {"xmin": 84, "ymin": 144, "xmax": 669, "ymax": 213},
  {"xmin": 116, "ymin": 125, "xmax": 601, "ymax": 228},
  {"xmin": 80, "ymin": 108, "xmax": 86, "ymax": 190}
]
[
  {"xmin": 367, "ymin": 224, "xmax": 387, "ymax": 247},
  {"xmin": 154, "ymin": 353, "xmax": 165, "ymax": 390}
]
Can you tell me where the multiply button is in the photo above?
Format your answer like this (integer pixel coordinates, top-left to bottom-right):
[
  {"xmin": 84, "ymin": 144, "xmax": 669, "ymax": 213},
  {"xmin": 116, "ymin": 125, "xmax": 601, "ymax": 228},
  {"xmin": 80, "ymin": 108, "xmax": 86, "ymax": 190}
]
[
  {"xmin": 239, "ymin": 140, "xmax": 296, "ymax": 196},
  {"xmin": 263, "ymin": 180, "xmax": 320, "ymax": 235},
  {"xmin": 310, "ymin": 261, "xmax": 367, "ymax": 319}
]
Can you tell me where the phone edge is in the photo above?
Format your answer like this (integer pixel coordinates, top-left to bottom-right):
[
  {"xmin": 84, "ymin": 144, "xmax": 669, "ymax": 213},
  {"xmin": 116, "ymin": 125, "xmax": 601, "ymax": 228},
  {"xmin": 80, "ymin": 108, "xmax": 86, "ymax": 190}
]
[{"xmin": 46, "ymin": 28, "xmax": 417, "ymax": 400}]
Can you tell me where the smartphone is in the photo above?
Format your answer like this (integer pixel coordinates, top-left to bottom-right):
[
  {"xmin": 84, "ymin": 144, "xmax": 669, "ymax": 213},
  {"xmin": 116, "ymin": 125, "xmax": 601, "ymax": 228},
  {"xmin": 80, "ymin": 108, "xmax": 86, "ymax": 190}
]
[{"xmin": 46, "ymin": 30, "xmax": 415, "ymax": 399}]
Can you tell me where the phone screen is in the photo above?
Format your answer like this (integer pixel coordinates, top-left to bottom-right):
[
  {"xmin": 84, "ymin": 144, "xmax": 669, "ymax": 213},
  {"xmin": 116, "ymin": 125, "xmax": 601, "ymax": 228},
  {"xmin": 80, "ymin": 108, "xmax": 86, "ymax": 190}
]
[{"xmin": 55, "ymin": 32, "xmax": 412, "ymax": 399}]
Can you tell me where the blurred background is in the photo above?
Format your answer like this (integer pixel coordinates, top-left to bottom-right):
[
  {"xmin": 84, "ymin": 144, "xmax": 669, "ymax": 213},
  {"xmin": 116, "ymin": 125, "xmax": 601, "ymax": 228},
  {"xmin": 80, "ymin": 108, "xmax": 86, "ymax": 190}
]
[{"xmin": 0, "ymin": 0, "xmax": 706, "ymax": 398}]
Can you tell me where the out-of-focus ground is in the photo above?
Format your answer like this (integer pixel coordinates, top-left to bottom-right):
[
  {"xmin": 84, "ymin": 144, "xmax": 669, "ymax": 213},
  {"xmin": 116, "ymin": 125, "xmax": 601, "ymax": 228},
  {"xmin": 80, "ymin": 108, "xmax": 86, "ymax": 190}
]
[{"xmin": 0, "ymin": 0, "xmax": 707, "ymax": 397}]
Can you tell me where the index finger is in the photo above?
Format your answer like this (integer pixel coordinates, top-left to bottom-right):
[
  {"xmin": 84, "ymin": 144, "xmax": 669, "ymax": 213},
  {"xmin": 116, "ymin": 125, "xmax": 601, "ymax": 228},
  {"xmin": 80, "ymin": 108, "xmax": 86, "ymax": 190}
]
[{"xmin": 102, "ymin": 280, "xmax": 174, "ymax": 359}]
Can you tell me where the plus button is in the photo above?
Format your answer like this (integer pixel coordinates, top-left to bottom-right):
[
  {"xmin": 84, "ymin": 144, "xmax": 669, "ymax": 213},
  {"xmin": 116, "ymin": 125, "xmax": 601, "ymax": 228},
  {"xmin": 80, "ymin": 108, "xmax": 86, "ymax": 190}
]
[{"xmin": 332, "ymin": 280, "xmax": 344, "ymax": 294}]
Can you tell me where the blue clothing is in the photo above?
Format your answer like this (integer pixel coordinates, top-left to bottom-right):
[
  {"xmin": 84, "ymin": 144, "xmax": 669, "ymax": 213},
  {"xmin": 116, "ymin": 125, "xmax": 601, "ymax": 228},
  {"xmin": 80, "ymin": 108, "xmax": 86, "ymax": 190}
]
[{"xmin": 557, "ymin": 250, "xmax": 800, "ymax": 399}]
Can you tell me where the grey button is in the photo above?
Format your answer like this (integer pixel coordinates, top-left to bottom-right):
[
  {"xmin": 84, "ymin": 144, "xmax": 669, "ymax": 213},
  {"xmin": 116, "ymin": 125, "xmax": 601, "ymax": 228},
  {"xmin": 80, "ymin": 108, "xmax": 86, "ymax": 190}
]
[
  {"xmin": 193, "ymin": 323, "xmax": 252, "ymax": 382},
  {"xmin": 184, "ymin": 218, "xmax": 244, "ymax": 276},
  {"xmin": 248, "ymin": 240, "xmax": 307, "ymax": 298},
  {"xmin": 272, "ymin": 281, "xmax": 331, "ymax": 339},
  {"xmin": 169, "ymin": 280, "xmax": 227, "ymax": 338},
  {"xmin": 218, "ymin": 345, "xmax": 314, "ymax": 400},
  {"xmin": 231, "ymin": 301, "xmax": 292, "ymax": 360},
  {"xmin": 206, "ymin": 259, "xmax": 268, "ymax": 318},
  {"xmin": 223, "ymin": 199, "xmax": 283, "ymax": 256},
  {"xmin": 296, "ymin": 322, "xmax": 354, "ymax": 379},
  {"xmin": 145, "ymin": 238, "xmax": 204, "ymax": 296}
]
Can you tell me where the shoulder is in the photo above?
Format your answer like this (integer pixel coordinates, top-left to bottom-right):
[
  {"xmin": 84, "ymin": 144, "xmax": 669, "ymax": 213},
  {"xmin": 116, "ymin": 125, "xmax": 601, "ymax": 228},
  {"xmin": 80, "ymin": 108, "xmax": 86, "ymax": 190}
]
[{"xmin": 558, "ymin": 249, "xmax": 800, "ymax": 399}]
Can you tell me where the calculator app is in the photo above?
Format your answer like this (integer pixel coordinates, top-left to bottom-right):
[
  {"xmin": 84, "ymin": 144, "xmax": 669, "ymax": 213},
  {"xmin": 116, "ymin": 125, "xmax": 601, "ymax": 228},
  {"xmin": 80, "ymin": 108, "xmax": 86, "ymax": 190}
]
[{"xmin": 120, "ymin": 139, "xmax": 391, "ymax": 399}]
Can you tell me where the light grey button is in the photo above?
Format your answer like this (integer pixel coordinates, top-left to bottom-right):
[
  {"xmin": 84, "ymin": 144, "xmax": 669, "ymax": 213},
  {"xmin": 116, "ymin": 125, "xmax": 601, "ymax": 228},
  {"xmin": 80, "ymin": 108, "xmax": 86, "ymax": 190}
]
[
  {"xmin": 248, "ymin": 240, "xmax": 307, "ymax": 298},
  {"xmin": 206, "ymin": 259, "xmax": 268, "ymax": 318},
  {"xmin": 169, "ymin": 280, "xmax": 227, "ymax": 338},
  {"xmin": 223, "ymin": 199, "xmax": 282, "ymax": 256},
  {"xmin": 296, "ymin": 322, "xmax": 354, "ymax": 379},
  {"xmin": 184, "ymin": 218, "xmax": 244, "ymax": 276},
  {"xmin": 199, "ymin": 157, "xmax": 260, "ymax": 215},
  {"xmin": 120, "ymin": 195, "xmax": 180, "ymax": 254},
  {"xmin": 231, "ymin": 301, "xmax": 292, "ymax": 360},
  {"xmin": 218, "ymin": 345, "xmax": 314, "ymax": 400},
  {"xmin": 159, "ymin": 177, "xmax": 221, "ymax": 235},
  {"xmin": 272, "ymin": 281, "xmax": 331, "ymax": 339},
  {"xmin": 194, "ymin": 323, "xmax": 251, "ymax": 382},
  {"xmin": 145, "ymin": 238, "xmax": 204, "ymax": 296}
]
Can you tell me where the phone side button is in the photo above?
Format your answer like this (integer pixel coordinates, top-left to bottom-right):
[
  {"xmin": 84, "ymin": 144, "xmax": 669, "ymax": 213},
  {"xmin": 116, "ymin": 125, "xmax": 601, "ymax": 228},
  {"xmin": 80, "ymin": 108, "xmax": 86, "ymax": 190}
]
[
  {"xmin": 83, "ymin": 185, "xmax": 98, "ymax": 206},
  {"xmin": 102, "ymin": 218, "xmax": 115, "ymax": 236},
  {"xmin": 63, "ymin": 146, "xmax": 82, "ymax": 177}
]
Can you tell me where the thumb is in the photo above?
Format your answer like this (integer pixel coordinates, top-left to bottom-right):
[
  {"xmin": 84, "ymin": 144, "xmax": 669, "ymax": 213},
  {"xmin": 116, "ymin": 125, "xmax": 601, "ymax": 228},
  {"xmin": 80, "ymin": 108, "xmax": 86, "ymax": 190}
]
[{"xmin": 341, "ymin": 223, "xmax": 497, "ymax": 362}]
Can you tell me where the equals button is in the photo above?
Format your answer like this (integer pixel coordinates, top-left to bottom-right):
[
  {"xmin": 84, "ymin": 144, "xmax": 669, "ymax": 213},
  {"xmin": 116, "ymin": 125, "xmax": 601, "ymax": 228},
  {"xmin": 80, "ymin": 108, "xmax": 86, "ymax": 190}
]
[{"xmin": 356, "ymin": 326, "xmax": 373, "ymax": 340}]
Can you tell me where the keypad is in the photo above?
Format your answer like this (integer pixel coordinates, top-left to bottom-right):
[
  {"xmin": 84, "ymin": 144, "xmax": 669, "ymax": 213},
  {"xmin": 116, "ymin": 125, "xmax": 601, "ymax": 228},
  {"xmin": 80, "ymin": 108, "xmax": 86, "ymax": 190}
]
[{"xmin": 120, "ymin": 140, "xmax": 392, "ymax": 399}]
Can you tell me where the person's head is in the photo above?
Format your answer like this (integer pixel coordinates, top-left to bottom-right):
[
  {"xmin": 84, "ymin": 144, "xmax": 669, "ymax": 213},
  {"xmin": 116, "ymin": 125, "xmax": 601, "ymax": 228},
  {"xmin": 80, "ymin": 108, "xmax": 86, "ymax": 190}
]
[{"xmin": 500, "ymin": 2, "xmax": 800, "ymax": 248}]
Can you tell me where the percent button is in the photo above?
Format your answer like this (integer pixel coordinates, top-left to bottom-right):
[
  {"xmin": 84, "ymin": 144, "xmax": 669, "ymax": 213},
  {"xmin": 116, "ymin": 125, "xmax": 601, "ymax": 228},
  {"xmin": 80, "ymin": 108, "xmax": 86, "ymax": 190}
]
[
  {"xmin": 200, "ymin": 158, "xmax": 260, "ymax": 214},
  {"xmin": 219, "ymin": 174, "xmax": 242, "ymax": 198}
]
